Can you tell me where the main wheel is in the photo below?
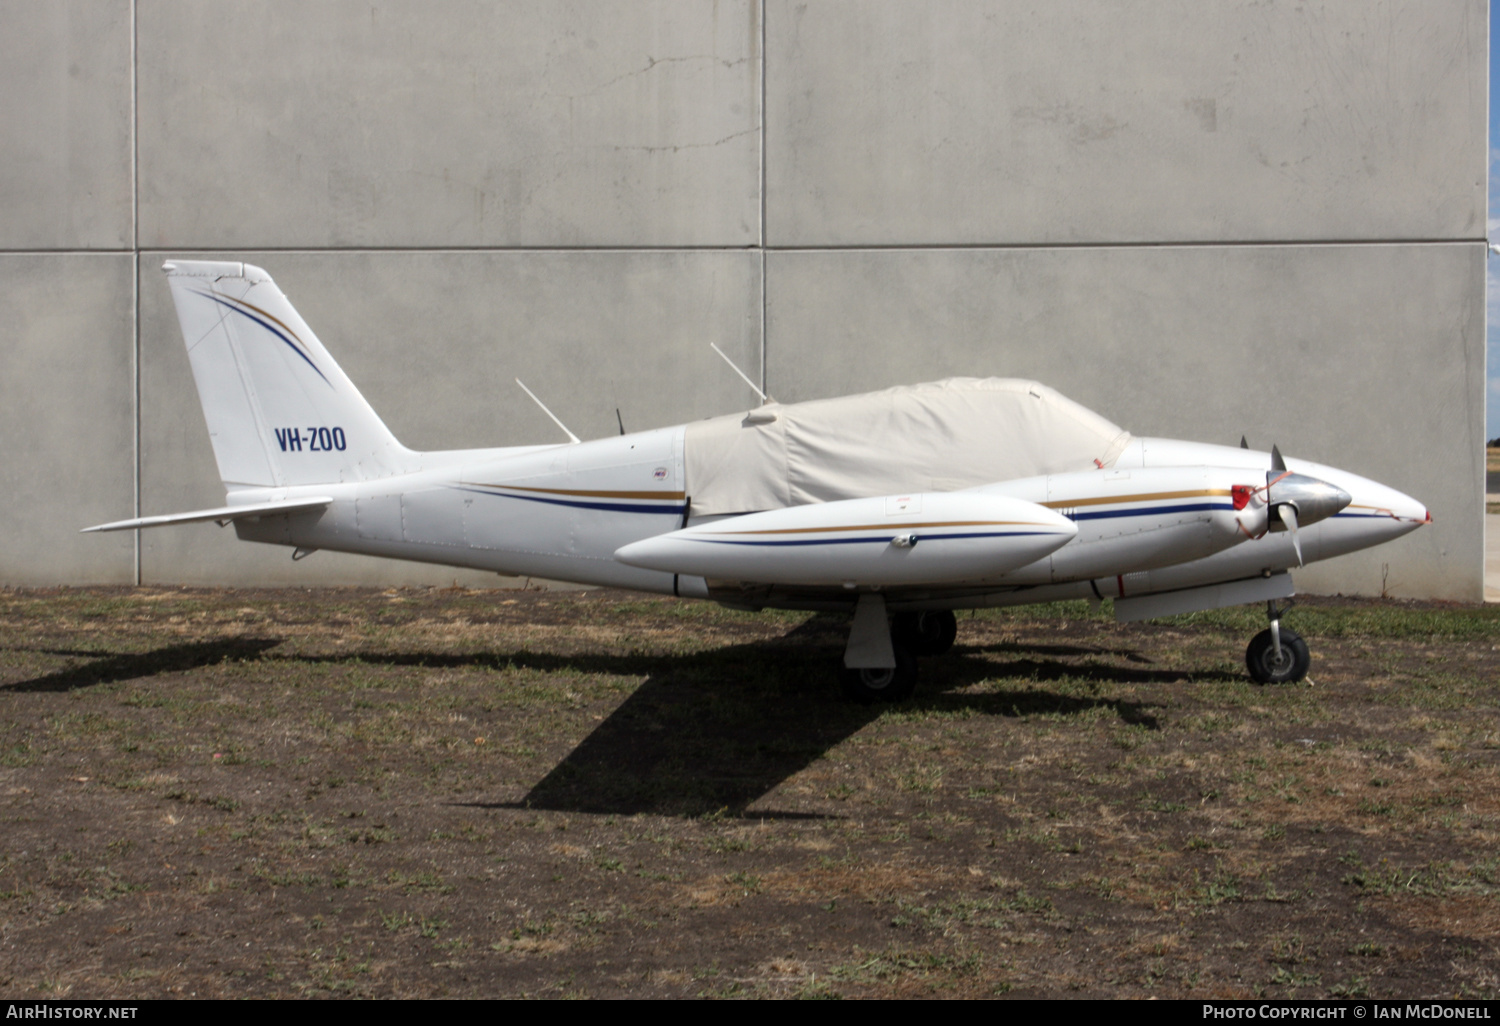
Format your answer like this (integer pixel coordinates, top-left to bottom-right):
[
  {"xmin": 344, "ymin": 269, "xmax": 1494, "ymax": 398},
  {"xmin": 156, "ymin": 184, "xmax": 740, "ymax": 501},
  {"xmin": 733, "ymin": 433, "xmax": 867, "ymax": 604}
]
[
  {"xmin": 892, "ymin": 610, "xmax": 959, "ymax": 657},
  {"xmin": 839, "ymin": 647, "xmax": 919, "ymax": 703},
  {"xmin": 1245, "ymin": 627, "xmax": 1310, "ymax": 684}
]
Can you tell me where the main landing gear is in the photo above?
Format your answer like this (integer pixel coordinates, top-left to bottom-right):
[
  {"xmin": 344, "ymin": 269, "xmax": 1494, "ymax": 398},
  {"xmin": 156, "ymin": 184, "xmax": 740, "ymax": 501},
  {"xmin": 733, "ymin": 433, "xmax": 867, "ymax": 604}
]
[
  {"xmin": 839, "ymin": 599, "xmax": 957, "ymax": 703},
  {"xmin": 893, "ymin": 609, "xmax": 959, "ymax": 658},
  {"xmin": 839, "ymin": 648, "xmax": 920, "ymax": 703},
  {"xmin": 1245, "ymin": 599, "xmax": 1310, "ymax": 684}
]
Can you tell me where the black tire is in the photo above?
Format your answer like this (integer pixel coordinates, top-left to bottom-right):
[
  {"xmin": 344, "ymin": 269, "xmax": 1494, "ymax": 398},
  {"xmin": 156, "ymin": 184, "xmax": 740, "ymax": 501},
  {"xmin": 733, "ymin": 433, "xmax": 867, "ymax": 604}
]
[
  {"xmin": 839, "ymin": 647, "xmax": 919, "ymax": 703},
  {"xmin": 1245, "ymin": 627, "xmax": 1311, "ymax": 684},
  {"xmin": 892, "ymin": 610, "xmax": 959, "ymax": 657}
]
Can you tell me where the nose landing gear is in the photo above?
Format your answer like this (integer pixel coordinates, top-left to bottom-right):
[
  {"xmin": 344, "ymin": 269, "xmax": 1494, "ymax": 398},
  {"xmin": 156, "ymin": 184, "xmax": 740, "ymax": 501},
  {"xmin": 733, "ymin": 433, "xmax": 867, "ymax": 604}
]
[{"xmin": 1246, "ymin": 599, "xmax": 1310, "ymax": 684}]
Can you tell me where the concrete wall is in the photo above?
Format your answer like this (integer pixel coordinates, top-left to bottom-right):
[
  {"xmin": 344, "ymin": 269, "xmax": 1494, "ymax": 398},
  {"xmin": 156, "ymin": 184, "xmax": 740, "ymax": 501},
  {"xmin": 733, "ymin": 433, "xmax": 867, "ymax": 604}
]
[
  {"xmin": 0, "ymin": 0, "xmax": 1487, "ymax": 599},
  {"xmin": 766, "ymin": 1, "xmax": 1486, "ymax": 245}
]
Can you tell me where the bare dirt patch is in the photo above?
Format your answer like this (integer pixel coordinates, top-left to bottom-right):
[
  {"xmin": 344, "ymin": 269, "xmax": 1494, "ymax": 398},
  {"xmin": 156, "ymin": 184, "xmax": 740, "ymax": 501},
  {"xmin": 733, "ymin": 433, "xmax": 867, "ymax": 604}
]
[{"xmin": 0, "ymin": 587, "xmax": 1496, "ymax": 998}]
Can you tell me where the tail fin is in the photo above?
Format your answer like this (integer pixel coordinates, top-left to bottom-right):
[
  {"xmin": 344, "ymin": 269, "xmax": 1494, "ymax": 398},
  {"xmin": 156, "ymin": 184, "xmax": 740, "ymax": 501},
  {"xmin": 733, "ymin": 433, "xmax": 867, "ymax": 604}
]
[{"xmin": 163, "ymin": 260, "xmax": 414, "ymax": 489}]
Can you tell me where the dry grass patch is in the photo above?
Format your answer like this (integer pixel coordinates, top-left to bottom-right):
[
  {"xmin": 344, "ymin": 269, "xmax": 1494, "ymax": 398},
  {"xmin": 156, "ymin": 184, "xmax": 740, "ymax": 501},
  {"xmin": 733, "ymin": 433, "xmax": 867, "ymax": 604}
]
[
  {"xmin": 0, "ymin": 586, "xmax": 1496, "ymax": 998},
  {"xmin": 1379, "ymin": 895, "xmax": 1500, "ymax": 941}
]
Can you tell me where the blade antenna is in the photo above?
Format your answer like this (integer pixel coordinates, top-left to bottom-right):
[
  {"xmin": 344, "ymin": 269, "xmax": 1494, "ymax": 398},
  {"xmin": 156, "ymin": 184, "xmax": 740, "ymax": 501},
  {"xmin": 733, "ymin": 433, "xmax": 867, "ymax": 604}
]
[
  {"xmin": 514, "ymin": 379, "xmax": 581, "ymax": 445},
  {"xmin": 616, "ymin": 408, "xmax": 626, "ymax": 436},
  {"xmin": 710, "ymin": 343, "xmax": 773, "ymax": 405}
]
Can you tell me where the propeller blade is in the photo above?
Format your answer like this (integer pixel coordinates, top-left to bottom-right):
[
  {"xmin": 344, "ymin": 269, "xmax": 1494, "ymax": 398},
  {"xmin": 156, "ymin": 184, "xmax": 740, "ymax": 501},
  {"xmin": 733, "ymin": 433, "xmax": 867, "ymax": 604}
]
[
  {"xmin": 1271, "ymin": 444, "xmax": 1286, "ymax": 472},
  {"xmin": 1278, "ymin": 504, "xmax": 1302, "ymax": 566}
]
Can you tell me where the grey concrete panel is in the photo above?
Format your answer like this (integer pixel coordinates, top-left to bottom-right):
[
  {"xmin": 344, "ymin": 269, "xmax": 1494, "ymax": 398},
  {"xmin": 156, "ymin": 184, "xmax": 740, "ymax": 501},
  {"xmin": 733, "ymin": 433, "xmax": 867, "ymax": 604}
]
[
  {"xmin": 0, "ymin": 1, "xmax": 133, "ymax": 249},
  {"xmin": 766, "ymin": 0, "xmax": 1487, "ymax": 246},
  {"xmin": 137, "ymin": 1, "xmax": 760, "ymax": 248},
  {"xmin": 0, "ymin": 255, "xmax": 135, "ymax": 585},
  {"xmin": 138, "ymin": 250, "xmax": 760, "ymax": 585},
  {"xmin": 765, "ymin": 244, "xmax": 1484, "ymax": 600}
]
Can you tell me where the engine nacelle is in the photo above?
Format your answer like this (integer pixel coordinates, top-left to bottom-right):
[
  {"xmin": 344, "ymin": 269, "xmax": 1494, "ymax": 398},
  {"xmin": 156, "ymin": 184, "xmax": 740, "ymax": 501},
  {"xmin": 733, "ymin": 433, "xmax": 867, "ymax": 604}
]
[{"xmin": 614, "ymin": 492, "xmax": 1077, "ymax": 587}]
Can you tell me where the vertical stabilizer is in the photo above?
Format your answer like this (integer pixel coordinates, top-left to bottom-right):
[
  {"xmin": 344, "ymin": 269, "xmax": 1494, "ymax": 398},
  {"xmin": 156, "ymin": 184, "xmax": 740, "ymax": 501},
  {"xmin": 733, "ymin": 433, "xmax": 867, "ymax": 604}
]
[{"xmin": 163, "ymin": 260, "xmax": 414, "ymax": 489}]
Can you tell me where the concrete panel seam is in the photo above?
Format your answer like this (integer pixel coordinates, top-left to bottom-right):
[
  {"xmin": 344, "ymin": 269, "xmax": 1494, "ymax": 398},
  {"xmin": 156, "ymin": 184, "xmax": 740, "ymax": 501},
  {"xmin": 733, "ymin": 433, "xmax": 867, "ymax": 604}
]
[
  {"xmin": 66, "ymin": 240, "xmax": 1486, "ymax": 256},
  {"xmin": 132, "ymin": 0, "xmax": 140, "ymax": 586},
  {"xmin": 759, "ymin": 240, "xmax": 1487, "ymax": 252},
  {"xmin": 132, "ymin": 249, "xmax": 140, "ymax": 586},
  {"xmin": 129, "ymin": 246, "xmax": 768, "ymax": 255},
  {"xmin": 759, "ymin": 0, "xmax": 767, "ymax": 396},
  {"xmin": 0, "ymin": 250, "xmax": 138, "ymax": 256}
]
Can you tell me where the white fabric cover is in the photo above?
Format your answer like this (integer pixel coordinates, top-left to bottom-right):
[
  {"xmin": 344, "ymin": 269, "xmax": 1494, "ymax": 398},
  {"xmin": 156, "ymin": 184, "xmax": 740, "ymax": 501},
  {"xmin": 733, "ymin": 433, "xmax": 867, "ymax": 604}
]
[{"xmin": 684, "ymin": 378, "xmax": 1131, "ymax": 516}]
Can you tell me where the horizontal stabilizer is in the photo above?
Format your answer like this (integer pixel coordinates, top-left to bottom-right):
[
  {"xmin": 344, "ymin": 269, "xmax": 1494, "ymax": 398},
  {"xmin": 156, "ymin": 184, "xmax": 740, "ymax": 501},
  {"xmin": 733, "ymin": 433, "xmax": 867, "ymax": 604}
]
[{"xmin": 80, "ymin": 497, "xmax": 333, "ymax": 534}]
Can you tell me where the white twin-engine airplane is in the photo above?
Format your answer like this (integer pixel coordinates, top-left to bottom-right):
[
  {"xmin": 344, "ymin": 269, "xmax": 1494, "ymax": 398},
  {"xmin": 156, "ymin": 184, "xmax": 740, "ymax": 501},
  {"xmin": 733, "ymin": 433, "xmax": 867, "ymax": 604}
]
[{"xmin": 85, "ymin": 261, "xmax": 1430, "ymax": 701}]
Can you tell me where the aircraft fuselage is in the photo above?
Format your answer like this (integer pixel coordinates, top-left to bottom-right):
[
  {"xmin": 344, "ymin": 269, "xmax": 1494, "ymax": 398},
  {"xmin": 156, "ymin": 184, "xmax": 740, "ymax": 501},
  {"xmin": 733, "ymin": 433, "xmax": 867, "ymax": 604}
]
[{"xmin": 227, "ymin": 430, "xmax": 1426, "ymax": 614}]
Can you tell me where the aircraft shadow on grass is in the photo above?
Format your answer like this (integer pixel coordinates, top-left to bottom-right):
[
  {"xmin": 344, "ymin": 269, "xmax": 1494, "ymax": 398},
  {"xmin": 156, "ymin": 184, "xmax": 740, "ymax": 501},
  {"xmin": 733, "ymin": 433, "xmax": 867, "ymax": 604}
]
[
  {"xmin": 2, "ymin": 637, "xmax": 283, "ymax": 693},
  {"xmin": 4, "ymin": 618, "xmax": 1237, "ymax": 817},
  {"xmin": 463, "ymin": 614, "xmax": 1220, "ymax": 819}
]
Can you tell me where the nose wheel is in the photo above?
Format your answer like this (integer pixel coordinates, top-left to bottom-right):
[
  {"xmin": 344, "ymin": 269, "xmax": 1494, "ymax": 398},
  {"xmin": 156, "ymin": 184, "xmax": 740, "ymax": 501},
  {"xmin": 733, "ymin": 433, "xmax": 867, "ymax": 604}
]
[{"xmin": 1246, "ymin": 600, "xmax": 1310, "ymax": 684}]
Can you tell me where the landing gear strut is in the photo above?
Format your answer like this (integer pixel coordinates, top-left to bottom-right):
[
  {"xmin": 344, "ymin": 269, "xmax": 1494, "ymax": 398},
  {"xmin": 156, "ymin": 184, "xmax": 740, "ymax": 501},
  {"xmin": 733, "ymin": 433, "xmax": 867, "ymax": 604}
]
[{"xmin": 1245, "ymin": 599, "xmax": 1310, "ymax": 684}]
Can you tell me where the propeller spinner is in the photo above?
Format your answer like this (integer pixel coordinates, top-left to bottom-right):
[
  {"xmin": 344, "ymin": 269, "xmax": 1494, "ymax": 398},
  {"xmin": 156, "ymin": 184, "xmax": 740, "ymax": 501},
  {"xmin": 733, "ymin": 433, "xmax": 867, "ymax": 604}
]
[{"xmin": 1262, "ymin": 450, "xmax": 1352, "ymax": 566}]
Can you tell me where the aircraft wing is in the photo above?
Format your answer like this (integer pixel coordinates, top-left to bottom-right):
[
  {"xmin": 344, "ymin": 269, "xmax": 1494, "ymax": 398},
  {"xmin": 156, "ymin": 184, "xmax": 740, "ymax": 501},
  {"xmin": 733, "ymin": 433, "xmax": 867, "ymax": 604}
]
[{"xmin": 80, "ymin": 497, "xmax": 334, "ymax": 534}]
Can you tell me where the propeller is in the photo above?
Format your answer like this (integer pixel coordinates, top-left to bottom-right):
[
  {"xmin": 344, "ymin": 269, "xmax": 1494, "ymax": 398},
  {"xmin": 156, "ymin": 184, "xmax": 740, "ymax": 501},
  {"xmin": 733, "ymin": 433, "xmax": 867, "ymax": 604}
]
[
  {"xmin": 1272, "ymin": 441, "xmax": 1296, "ymax": 561},
  {"xmin": 1265, "ymin": 443, "xmax": 1298, "ymax": 562},
  {"xmin": 1278, "ymin": 502, "xmax": 1303, "ymax": 566},
  {"xmin": 1260, "ymin": 443, "xmax": 1350, "ymax": 565}
]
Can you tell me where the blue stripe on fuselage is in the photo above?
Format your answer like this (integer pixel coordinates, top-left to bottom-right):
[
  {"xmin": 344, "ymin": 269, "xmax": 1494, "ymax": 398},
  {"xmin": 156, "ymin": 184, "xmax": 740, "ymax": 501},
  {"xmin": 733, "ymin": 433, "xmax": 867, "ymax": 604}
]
[
  {"xmin": 1068, "ymin": 502, "xmax": 1232, "ymax": 522},
  {"xmin": 457, "ymin": 486, "xmax": 686, "ymax": 516},
  {"xmin": 688, "ymin": 530, "xmax": 1058, "ymax": 548}
]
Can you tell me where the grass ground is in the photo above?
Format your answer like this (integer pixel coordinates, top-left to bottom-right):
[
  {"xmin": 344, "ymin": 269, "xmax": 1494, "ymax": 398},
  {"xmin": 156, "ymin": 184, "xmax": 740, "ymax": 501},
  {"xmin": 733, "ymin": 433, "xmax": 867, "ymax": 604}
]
[{"xmin": 0, "ymin": 586, "xmax": 1496, "ymax": 998}]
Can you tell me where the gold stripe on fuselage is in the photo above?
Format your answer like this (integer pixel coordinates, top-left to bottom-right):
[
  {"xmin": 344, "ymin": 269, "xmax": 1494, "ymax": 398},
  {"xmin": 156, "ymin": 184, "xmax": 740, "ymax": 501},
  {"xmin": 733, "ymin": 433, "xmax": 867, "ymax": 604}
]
[
  {"xmin": 1040, "ymin": 488, "xmax": 1231, "ymax": 510},
  {"xmin": 470, "ymin": 483, "xmax": 687, "ymax": 501}
]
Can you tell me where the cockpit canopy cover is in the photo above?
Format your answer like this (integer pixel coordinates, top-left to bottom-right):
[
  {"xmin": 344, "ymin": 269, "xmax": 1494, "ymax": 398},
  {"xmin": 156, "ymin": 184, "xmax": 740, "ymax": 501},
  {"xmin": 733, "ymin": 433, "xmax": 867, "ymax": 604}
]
[{"xmin": 684, "ymin": 378, "xmax": 1132, "ymax": 516}]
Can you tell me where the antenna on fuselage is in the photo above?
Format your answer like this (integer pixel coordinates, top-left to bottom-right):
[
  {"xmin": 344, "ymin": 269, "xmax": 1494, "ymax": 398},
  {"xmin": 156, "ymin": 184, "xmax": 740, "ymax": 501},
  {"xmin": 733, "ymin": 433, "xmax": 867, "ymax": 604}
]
[
  {"xmin": 514, "ymin": 379, "xmax": 581, "ymax": 445},
  {"xmin": 710, "ymin": 343, "xmax": 774, "ymax": 405}
]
